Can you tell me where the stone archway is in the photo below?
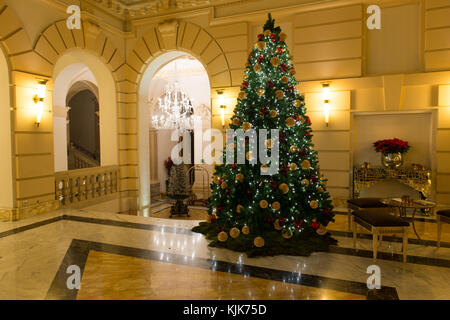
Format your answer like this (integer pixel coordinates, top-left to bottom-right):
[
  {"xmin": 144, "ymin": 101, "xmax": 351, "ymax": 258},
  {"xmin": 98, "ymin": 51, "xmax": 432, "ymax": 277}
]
[
  {"xmin": 0, "ymin": 12, "xmax": 134, "ymax": 218},
  {"xmin": 130, "ymin": 21, "xmax": 232, "ymax": 211},
  {"xmin": 0, "ymin": 43, "xmax": 14, "ymax": 218}
]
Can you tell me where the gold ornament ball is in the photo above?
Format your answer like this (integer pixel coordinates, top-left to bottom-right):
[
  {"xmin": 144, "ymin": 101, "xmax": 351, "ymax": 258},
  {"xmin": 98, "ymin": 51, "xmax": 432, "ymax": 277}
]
[
  {"xmin": 253, "ymin": 64, "xmax": 261, "ymax": 73},
  {"xmin": 274, "ymin": 219, "xmax": 282, "ymax": 230},
  {"xmin": 294, "ymin": 100, "xmax": 302, "ymax": 108},
  {"xmin": 232, "ymin": 118, "xmax": 241, "ymax": 125},
  {"xmin": 279, "ymin": 32, "xmax": 287, "ymax": 42},
  {"xmin": 279, "ymin": 183, "xmax": 290, "ymax": 194},
  {"xmin": 257, "ymin": 88, "xmax": 265, "ymax": 97},
  {"xmin": 272, "ymin": 202, "xmax": 281, "ymax": 211},
  {"xmin": 286, "ymin": 117, "xmax": 295, "ymax": 127},
  {"xmin": 246, "ymin": 151, "xmax": 254, "ymax": 161},
  {"xmin": 236, "ymin": 204, "xmax": 244, "ymax": 213},
  {"xmin": 281, "ymin": 76, "xmax": 289, "ymax": 84},
  {"xmin": 256, "ymin": 41, "xmax": 266, "ymax": 50},
  {"xmin": 242, "ymin": 122, "xmax": 252, "ymax": 132},
  {"xmin": 289, "ymin": 163, "xmax": 298, "ymax": 171},
  {"xmin": 213, "ymin": 175, "xmax": 219, "ymax": 184},
  {"xmin": 266, "ymin": 139, "xmax": 273, "ymax": 149},
  {"xmin": 260, "ymin": 164, "xmax": 268, "ymax": 174},
  {"xmin": 301, "ymin": 179, "xmax": 310, "ymax": 186},
  {"xmin": 235, "ymin": 173, "xmax": 244, "ymax": 183},
  {"xmin": 259, "ymin": 200, "xmax": 269, "ymax": 209},
  {"xmin": 238, "ymin": 91, "xmax": 247, "ymax": 100},
  {"xmin": 227, "ymin": 143, "xmax": 236, "ymax": 152},
  {"xmin": 218, "ymin": 231, "xmax": 228, "ymax": 242},
  {"xmin": 282, "ymin": 229, "xmax": 293, "ymax": 239},
  {"xmin": 242, "ymin": 225, "xmax": 250, "ymax": 235},
  {"xmin": 290, "ymin": 68, "xmax": 296, "ymax": 75},
  {"xmin": 316, "ymin": 224, "xmax": 327, "ymax": 236},
  {"xmin": 310, "ymin": 200, "xmax": 319, "ymax": 209},
  {"xmin": 301, "ymin": 160, "xmax": 311, "ymax": 170},
  {"xmin": 230, "ymin": 227, "xmax": 241, "ymax": 239},
  {"xmin": 276, "ymin": 90, "xmax": 285, "ymax": 100},
  {"xmin": 270, "ymin": 110, "xmax": 278, "ymax": 118},
  {"xmin": 270, "ymin": 57, "xmax": 280, "ymax": 67},
  {"xmin": 290, "ymin": 145, "xmax": 298, "ymax": 153},
  {"xmin": 221, "ymin": 181, "xmax": 228, "ymax": 190},
  {"xmin": 254, "ymin": 237, "xmax": 265, "ymax": 248},
  {"xmin": 264, "ymin": 30, "xmax": 271, "ymax": 36}
]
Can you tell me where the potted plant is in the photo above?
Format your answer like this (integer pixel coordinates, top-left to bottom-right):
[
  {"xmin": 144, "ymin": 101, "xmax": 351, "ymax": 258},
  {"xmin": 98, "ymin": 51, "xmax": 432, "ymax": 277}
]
[
  {"xmin": 373, "ymin": 138, "xmax": 411, "ymax": 168},
  {"xmin": 164, "ymin": 157, "xmax": 174, "ymax": 192}
]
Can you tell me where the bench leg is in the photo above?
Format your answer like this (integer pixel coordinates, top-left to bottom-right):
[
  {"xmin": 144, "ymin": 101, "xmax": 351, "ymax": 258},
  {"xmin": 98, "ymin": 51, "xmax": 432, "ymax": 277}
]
[
  {"xmin": 373, "ymin": 229, "xmax": 378, "ymax": 262},
  {"xmin": 437, "ymin": 215, "xmax": 441, "ymax": 248},
  {"xmin": 348, "ymin": 210, "xmax": 352, "ymax": 231},
  {"xmin": 352, "ymin": 216, "xmax": 357, "ymax": 248},
  {"xmin": 403, "ymin": 229, "xmax": 408, "ymax": 263}
]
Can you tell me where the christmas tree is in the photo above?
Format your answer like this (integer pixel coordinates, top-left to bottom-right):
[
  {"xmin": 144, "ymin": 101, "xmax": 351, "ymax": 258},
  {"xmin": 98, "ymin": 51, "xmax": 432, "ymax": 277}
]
[{"xmin": 193, "ymin": 14, "xmax": 336, "ymax": 256}]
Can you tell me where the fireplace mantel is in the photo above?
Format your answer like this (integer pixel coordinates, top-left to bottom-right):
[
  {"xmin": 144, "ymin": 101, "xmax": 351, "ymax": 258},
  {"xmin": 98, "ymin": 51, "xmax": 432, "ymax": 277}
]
[{"xmin": 352, "ymin": 167, "xmax": 432, "ymax": 199}]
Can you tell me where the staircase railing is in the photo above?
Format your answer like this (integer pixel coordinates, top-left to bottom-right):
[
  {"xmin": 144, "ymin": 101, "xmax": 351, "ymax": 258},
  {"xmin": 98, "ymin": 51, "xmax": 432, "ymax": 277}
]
[
  {"xmin": 55, "ymin": 165, "xmax": 119, "ymax": 208},
  {"xmin": 68, "ymin": 143, "xmax": 100, "ymax": 169}
]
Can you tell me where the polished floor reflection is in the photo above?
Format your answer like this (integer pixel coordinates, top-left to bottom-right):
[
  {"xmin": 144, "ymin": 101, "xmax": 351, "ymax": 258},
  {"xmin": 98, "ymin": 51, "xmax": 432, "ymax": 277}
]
[
  {"xmin": 77, "ymin": 251, "xmax": 365, "ymax": 300},
  {"xmin": 0, "ymin": 202, "xmax": 449, "ymax": 300}
]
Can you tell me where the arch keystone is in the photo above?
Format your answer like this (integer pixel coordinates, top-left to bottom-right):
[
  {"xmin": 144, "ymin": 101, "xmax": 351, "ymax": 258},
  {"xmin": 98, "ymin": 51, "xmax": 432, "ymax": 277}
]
[{"xmin": 157, "ymin": 20, "xmax": 179, "ymax": 50}]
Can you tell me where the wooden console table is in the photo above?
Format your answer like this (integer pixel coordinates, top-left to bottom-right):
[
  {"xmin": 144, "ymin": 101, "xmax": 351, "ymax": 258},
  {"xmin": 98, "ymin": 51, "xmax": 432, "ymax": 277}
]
[{"xmin": 353, "ymin": 167, "xmax": 432, "ymax": 199}]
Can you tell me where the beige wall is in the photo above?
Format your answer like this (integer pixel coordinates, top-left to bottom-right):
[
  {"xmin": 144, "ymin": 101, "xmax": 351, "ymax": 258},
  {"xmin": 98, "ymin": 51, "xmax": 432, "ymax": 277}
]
[
  {"xmin": 0, "ymin": 45, "xmax": 14, "ymax": 210},
  {"xmin": 0, "ymin": 0, "xmax": 449, "ymax": 220}
]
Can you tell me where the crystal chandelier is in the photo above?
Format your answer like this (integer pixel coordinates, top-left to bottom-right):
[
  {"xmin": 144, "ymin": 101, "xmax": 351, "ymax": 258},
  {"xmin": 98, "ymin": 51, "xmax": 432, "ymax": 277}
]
[{"xmin": 152, "ymin": 82, "xmax": 201, "ymax": 130}]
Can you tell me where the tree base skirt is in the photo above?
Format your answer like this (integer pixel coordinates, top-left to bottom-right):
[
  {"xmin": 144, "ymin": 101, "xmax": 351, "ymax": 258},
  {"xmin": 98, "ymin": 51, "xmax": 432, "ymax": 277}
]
[{"xmin": 192, "ymin": 222, "xmax": 338, "ymax": 258}]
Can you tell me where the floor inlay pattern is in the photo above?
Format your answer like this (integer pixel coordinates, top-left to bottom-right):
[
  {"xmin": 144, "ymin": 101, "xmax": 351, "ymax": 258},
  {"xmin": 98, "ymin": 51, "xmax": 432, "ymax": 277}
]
[
  {"xmin": 46, "ymin": 239, "xmax": 396, "ymax": 300},
  {"xmin": 1, "ymin": 208, "xmax": 449, "ymax": 300}
]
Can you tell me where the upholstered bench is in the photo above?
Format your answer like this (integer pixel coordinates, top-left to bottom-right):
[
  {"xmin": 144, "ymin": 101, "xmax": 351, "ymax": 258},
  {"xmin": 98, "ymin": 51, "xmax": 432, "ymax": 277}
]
[
  {"xmin": 437, "ymin": 210, "xmax": 450, "ymax": 248},
  {"xmin": 351, "ymin": 209, "xmax": 409, "ymax": 262},
  {"xmin": 347, "ymin": 198, "xmax": 388, "ymax": 231}
]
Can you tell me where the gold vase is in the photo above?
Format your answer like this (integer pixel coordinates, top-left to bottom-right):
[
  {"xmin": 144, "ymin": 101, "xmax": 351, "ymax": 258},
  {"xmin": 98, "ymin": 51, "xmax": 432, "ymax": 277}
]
[{"xmin": 381, "ymin": 152, "xmax": 403, "ymax": 168}]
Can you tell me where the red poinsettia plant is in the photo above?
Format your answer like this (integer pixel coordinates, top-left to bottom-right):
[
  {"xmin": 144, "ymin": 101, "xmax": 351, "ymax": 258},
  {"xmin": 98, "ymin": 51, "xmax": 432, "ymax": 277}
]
[
  {"xmin": 164, "ymin": 157, "xmax": 174, "ymax": 174},
  {"xmin": 373, "ymin": 138, "xmax": 411, "ymax": 155}
]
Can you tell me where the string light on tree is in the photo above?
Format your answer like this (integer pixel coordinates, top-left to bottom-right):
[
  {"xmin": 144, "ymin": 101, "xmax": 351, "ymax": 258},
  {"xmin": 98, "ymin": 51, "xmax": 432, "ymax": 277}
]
[{"xmin": 200, "ymin": 13, "xmax": 335, "ymax": 249}]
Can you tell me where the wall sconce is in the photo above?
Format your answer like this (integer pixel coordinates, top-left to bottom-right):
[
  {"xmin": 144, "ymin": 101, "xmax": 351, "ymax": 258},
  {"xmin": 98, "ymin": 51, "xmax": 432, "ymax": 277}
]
[
  {"xmin": 33, "ymin": 79, "xmax": 48, "ymax": 127},
  {"xmin": 217, "ymin": 90, "xmax": 226, "ymax": 128},
  {"xmin": 322, "ymin": 82, "xmax": 330, "ymax": 127}
]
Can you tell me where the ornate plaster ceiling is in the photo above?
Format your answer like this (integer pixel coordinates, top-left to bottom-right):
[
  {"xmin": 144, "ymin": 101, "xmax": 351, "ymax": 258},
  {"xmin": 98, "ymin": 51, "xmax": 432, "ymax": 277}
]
[{"xmin": 83, "ymin": 0, "xmax": 243, "ymax": 19}]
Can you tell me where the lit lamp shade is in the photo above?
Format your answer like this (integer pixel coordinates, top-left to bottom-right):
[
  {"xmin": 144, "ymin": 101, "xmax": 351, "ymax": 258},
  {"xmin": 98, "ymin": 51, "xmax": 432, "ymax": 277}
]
[
  {"xmin": 322, "ymin": 83, "xmax": 330, "ymax": 126},
  {"xmin": 34, "ymin": 79, "xmax": 48, "ymax": 127},
  {"xmin": 217, "ymin": 90, "xmax": 226, "ymax": 127},
  {"xmin": 36, "ymin": 100, "xmax": 44, "ymax": 126},
  {"xmin": 36, "ymin": 82, "xmax": 47, "ymax": 100}
]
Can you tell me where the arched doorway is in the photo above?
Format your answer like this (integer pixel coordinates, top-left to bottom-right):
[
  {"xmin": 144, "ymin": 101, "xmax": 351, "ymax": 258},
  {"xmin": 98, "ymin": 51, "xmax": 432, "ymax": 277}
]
[
  {"xmin": 138, "ymin": 52, "xmax": 211, "ymax": 214},
  {"xmin": 67, "ymin": 84, "xmax": 100, "ymax": 170},
  {"xmin": 52, "ymin": 50, "xmax": 118, "ymax": 172},
  {"xmin": 0, "ymin": 45, "xmax": 14, "ymax": 210}
]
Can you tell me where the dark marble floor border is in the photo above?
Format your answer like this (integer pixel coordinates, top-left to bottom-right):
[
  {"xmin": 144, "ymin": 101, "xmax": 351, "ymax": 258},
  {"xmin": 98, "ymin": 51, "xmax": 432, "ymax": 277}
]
[
  {"xmin": 2, "ymin": 214, "xmax": 450, "ymax": 269},
  {"xmin": 329, "ymin": 229, "xmax": 450, "ymax": 249},
  {"xmin": 46, "ymin": 239, "xmax": 399, "ymax": 300},
  {"xmin": 333, "ymin": 211, "xmax": 438, "ymax": 223},
  {"xmin": 0, "ymin": 216, "xmax": 64, "ymax": 239}
]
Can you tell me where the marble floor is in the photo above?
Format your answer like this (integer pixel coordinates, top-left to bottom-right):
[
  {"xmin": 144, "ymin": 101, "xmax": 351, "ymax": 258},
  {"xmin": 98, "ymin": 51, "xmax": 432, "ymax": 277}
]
[{"xmin": 0, "ymin": 201, "xmax": 449, "ymax": 300}]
